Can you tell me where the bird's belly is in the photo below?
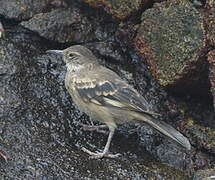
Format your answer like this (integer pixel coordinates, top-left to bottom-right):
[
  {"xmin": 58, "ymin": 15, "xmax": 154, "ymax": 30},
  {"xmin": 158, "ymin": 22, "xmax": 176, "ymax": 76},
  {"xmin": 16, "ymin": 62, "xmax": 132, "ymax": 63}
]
[
  {"xmin": 70, "ymin": 94, "xmax": 120, "ymax": 128},
  {"xmin": 79, "ymin": 100, "xmax": 132, "ymax": 124}
]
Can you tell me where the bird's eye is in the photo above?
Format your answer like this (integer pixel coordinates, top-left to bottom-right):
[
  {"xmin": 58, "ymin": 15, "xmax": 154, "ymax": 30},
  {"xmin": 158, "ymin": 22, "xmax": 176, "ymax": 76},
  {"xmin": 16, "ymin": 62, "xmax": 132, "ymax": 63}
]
[{"xmin": 69, "ymin": 53, "xmax": 74, "ymax": 58}]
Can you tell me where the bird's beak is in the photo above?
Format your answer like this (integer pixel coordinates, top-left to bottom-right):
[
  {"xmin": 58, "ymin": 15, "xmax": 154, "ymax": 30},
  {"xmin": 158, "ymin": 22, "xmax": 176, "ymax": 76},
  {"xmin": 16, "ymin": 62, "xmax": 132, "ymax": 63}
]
[{"xmin": 46, "ymin": 50, "xmax": 64, "ymax": 55}]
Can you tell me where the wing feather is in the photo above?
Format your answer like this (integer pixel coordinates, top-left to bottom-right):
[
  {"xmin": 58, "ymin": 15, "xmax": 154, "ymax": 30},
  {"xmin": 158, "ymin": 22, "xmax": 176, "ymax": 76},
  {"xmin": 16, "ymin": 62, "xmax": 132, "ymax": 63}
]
[{"xmin": 73, "ymin": 77, "xmax": 159, "ymax": 116}]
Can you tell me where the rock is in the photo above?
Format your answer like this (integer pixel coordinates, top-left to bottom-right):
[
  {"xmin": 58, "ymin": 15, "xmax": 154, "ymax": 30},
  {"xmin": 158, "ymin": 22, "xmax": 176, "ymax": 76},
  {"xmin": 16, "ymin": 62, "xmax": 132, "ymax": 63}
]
[
  {"xmin": 208, "ymin": 50, "xmax": 215, "ymax": 110},
  {"xmin": 86, "ymin": 42, "xmax": 126, "ymax": 64},
  {"xmin": 115, "ymin": 24, "xmax": 139, "ymax": 46},
  {"xmin": 193, "ymin": 168, "xmax": 215, "ymax": 180},
  {"xmin": 135, "ymin": 0, "xmax": 208, "ymax": 96},
  {"xmin": 205, "ymin": 0, "xmax": 215, "ymax": 46},
  {"xmin": 0, "ymin": 0, "xmax": 63, "ymax": 21},
  {"xmin": 182, "ymin": 118, "xmax": 215, "ymax": 154},
  {"xmin": 21, "ymin": 8, "xmax": 94, "ymax": 43},
  {"xmin": 81, "ymin": 0, "xmax": 149, "ymax": 20},
  {"xmin": 153, "ymin": 0, "xmax": 165, "ymax": 3}
]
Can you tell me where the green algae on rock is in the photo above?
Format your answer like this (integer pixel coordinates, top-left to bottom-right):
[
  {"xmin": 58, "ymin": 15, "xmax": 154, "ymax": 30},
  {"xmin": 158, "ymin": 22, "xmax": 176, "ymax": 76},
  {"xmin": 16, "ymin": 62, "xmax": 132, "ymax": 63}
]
[
  {"xmin": 205, "ymin": 0, "xmax": 215, "ymax": 46},
  {"xmin": 81, "ymin": 0, "xmax": 149, "ymax": 20},
  {"xmin": 135, "ymin": 1, "xmax": 206, "ymax": 91},
  {"xmin": 208, "ymin": 50, "xmax": 215, "ymax": 110},
  {"xmin": 183, "ymin": 118, "xmax": 215, "ymax": 154}
]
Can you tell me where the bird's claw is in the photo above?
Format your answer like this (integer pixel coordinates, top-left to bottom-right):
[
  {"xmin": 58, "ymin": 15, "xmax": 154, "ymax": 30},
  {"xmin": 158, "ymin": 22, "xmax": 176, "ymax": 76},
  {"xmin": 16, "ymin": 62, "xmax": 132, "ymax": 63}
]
[{"xmin": 81, "ymin": 147, "xmax": 121, "ymax": 159}]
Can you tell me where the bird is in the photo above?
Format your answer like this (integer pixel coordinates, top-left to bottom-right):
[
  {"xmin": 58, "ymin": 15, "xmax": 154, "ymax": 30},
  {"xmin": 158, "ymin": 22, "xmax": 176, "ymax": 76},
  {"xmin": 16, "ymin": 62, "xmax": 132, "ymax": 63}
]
[{"xmin": 46, "ymin": 45, "xmax": 191, "ymax": 159}]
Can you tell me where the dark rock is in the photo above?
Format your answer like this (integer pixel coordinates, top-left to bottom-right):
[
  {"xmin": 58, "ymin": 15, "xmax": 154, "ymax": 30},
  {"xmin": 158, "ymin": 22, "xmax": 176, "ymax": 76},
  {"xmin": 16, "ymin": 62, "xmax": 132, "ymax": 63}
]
[
  {"xmin": 138, "ymin": 124, "xmax": 191, "ymax": 170},
  {"xmin": 193, "ymin": 168, "xmax": 215, "ymax": 180},
  {"xmin": 208, "ymin": 50, "xmax": 215, "ymax": 110},
  {"xmin": 21, "ymin": 8, "xmax": 94, "ymax": 43},
  {"xmin": 115, "ymin": 24, "xmax": 139, "ymax": 46},
  {"xmin": 0, "ymin": 0, "xmax": 64, "ymax": 21},
  {"xmin": 135, "ymin": 0, "xmax": 209, "ymax": 96},
  {"xmin": 205, "ymin": 0, "xmax": 215, "ymax": 46},
  {"xmin": 153, "ymin": 0, "xmax": 165, "ymax": 3},
  {"xmin": 182, "ymin": 118, "xmax": 215, "ymax": 154},
  {"xmin": 80, "ymin": 0, "xmax": 150, "ymax": 20},
  {"xmin": 86, "ymin": 42, "xmax": 126, "ymax": 64}
]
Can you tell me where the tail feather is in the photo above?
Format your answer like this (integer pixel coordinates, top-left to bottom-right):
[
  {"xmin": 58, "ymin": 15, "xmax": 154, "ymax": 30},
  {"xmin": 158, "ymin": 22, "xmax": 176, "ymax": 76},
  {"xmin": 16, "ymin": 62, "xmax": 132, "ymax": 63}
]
[{"xmin": 136, "ymin": 113, "xmax": 191, "ymax": 150}]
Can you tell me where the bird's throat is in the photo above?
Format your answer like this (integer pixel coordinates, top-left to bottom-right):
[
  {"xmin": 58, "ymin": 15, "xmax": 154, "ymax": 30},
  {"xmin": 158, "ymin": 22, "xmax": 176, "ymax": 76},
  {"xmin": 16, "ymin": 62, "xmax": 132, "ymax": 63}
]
[{"xmin": 66, "ymin": 63, "xmax": 84, "ymax": 72}]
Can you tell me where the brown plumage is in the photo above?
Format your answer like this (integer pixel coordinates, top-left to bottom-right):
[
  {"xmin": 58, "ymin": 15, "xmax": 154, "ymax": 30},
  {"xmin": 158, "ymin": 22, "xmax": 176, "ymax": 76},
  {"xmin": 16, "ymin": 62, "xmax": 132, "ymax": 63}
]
[{"xmin": 47, "ymin": 45, "xmax": 191, "ymax": 159}]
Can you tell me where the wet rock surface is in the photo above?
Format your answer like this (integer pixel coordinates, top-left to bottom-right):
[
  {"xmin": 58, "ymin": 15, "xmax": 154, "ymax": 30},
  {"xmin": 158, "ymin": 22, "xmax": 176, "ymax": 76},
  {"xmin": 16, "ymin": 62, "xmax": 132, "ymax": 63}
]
[
  {"xmin": 135, "ymin": 0, "xmax": 208, "ymax": 94},
  {"xmin": 0, "ymin": 0, "xmax": 215, "ymax": 179}
]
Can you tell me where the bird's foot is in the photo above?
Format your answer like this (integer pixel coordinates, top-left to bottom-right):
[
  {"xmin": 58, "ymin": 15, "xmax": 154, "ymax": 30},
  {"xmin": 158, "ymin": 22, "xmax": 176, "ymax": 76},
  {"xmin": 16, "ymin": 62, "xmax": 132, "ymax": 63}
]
[
  {"xmin": 80, "ymin": 124, "xmax": 108, "ymax": 134},
  {"xmin": 81, "ymin": 147, "xmax": 121, "ymax": 159}
]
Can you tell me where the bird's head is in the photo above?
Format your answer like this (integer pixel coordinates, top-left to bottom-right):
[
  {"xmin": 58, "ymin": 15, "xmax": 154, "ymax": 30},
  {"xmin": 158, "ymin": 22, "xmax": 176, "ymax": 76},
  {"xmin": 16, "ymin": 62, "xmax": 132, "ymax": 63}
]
[{"xmin": 46, "ymin": 45, "xmax": 97, "ymax": 72}]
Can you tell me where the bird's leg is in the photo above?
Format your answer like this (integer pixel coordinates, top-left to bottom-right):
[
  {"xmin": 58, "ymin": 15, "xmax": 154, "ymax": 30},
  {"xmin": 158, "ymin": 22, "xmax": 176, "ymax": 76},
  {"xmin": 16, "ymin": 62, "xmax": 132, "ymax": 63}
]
[
  {"xmin": 81, "ymin": 128, "xmax": 121, "ymax": 159},
  {"xmin": 80, "ymin": 123, "xmax": 108, "ymax": 134},
  {"xmin": 0, "ymin": 150, "xmax": 8, "ymax": 162}
]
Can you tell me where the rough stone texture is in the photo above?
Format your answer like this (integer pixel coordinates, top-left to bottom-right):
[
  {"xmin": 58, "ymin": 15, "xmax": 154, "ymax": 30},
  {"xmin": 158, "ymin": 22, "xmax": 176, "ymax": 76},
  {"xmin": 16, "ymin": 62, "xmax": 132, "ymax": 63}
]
[
  {"xmin": 135, "ymin": 1, "xmax": 208, "ymax": 94},
  {"xmin": 21, "ymin": 8, "xmax": 94, "ymax": 43},
  {"xmin": 86, "ymin": 42, "xmax": 126, "ymax": 64},
  {"xmin": 0, "ymin": 0, "xmax": 63, "ymax": 21},
  {"xmin": 193, "ymin": 168, "xmax": 215, "ymax": 180},
  {"xmin": 81, "ymin": 0, "xmax": 148, "ymax": 20},
  {"xmin": 182, "ymin": 118, "xmax": 215, "ymax": 154},
  {"xmin": 205, "ymin": 0, "xmax": 215, "ymax": 46},
  {"xmin": 0, "ymin": 25, "xmax": 190, "ymax": 179},
  {"xmin": 208, "ymin": 50, "xmax": 215, "ymax": 110}
]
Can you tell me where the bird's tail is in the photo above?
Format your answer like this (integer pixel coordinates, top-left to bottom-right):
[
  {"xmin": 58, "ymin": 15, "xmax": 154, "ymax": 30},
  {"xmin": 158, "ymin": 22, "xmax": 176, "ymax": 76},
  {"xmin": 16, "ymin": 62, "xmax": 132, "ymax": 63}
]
[{"xmin": 135, "ymin": 113, "xmax": 191, "ymax": 150}]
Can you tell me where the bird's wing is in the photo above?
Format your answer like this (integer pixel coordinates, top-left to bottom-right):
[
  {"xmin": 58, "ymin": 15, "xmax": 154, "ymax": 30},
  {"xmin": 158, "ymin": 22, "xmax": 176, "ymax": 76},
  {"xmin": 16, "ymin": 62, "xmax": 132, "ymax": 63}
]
[{"xmin": 72, "ymin": 67, "xmax": 159, "ymax": 116}]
